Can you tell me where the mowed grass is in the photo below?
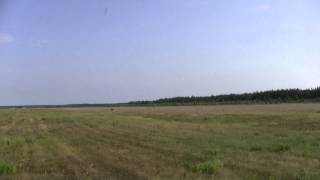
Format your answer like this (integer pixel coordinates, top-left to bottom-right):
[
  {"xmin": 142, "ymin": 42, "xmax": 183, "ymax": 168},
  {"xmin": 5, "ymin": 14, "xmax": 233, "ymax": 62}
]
[{"xmin": 0, "ymin": 104, "xmax": 319, "ymax": 179}]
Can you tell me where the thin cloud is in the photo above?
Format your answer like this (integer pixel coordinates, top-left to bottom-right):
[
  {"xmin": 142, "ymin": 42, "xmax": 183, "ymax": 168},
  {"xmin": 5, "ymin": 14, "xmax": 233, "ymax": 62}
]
[
  {"xmin": 0, "ymin": 32, "xmax": 14, "ymax": 44},
  {"xmin": 256, "ymin": 4, "xmax": 272, "ymax": 12}
]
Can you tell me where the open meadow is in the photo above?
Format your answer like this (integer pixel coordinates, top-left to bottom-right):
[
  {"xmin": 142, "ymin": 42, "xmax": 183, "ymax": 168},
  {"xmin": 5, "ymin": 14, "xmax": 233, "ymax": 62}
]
[{"xmin": 0, "ymin": 104, "xmax": 320, "ymax": 179}]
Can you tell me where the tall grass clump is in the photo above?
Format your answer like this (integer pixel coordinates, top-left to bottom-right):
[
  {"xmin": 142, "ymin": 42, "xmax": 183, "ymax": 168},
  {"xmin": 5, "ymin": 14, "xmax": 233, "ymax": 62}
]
[{"xmin": 0, "ymin": 163, "xmax": 16, "ymax": 174}]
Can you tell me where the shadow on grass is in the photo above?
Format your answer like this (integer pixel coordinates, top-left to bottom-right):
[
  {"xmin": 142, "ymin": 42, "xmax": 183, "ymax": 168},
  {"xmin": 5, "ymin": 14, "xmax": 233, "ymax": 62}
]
[{"xmin": 249, "ymin": 144, "xmax": 290, "ymax": 153}]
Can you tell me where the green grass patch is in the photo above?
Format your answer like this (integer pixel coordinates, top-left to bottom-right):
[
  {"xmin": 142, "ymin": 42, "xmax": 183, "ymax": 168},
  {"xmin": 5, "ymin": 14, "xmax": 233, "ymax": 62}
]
[
  {"xmin": 192, "ymin": 159, "xmax": 223, "ymax": 175},
  {"xmin": 269, "ymin": 144, "xmax": 291, "ymax": 153},
  {"xmin": 0, "ymin": 163, "xmax": 16, "ymax": 175},
  {"xmin": 249, "ymin": 145, "xmax": 263, "ymax": 152},
  {"xmin": 0, "ymin": 137, "xmax": 25, "ymax": 146}
]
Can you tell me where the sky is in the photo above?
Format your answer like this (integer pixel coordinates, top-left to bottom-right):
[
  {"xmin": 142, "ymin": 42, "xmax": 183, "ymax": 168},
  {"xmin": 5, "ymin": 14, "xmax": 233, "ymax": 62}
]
[{"xmin": 0, "ymin": 0, "xmax": 320, "ymax": 105}]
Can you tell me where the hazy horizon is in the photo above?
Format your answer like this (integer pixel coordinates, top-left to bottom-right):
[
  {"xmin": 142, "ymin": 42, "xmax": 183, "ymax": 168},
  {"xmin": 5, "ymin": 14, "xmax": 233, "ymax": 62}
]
[{"xmin": 1, "ymin": 0, "xmax": 320, "ymax": 106}]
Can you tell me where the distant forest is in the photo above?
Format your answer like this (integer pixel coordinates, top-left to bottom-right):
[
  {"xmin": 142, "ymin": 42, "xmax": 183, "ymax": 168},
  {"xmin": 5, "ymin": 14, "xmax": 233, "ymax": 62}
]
[
  {"xmin": 2, "ymin": 87, "xmax": 320, "ymax": 108},
  {"xmin": 129, "ymin": 87, "xmax": 320, "ymax": 105}
]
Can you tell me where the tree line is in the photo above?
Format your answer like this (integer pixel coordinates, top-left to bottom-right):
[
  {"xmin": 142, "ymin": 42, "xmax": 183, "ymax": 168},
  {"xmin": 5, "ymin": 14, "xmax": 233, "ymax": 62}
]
[{"xmin": 129, "ymin": 87, "xmax": 320, "ymax": 105}]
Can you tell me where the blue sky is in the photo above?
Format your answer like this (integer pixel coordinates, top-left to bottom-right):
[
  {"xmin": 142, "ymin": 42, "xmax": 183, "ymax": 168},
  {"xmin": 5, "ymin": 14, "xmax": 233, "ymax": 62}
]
[{"xmin": 0, "ymin": 0, "xmax": 320, "ymax": 105}]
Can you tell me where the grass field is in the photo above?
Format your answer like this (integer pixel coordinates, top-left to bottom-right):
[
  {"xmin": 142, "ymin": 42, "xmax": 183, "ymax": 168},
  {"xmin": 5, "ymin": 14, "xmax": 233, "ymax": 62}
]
[{"xmin": 0, "ymin": 104, "xmax": 319, "ymax": 179}]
